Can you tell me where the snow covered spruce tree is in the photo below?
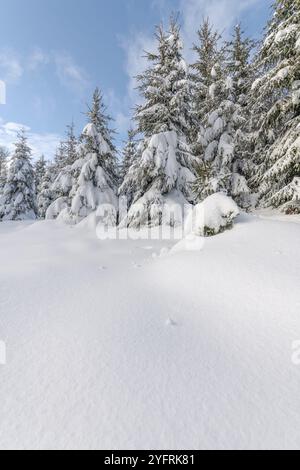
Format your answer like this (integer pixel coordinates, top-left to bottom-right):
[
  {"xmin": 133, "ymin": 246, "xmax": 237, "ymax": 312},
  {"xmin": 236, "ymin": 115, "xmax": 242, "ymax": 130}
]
[
  {"xmin": 37, "ymin": 166, "xmax": 53, "ymax": 218},
  {"xmin": 225, "ymin": 24, "xmax": 256, "ymax": 208},
  {"xmin": 249, "ymin": 0, "xmax": 300, "ymax": 213},
  {"xmin": 52, "ymin": 141, "xmax": 67, "ymax": 179},
  {"xmin": 62, "ymin": 89, "xmax": 118, "ymax": 224},
  {"xmin": 119, "ymin": 18, "xmax": 197, "ymax": 228},
  {"xmin": 120, "ymin": 128, "xmax": 138, "ymax": 182},
  {"xmin": 64, "ymin": 122, "xmax": 79, "ymax": 167},
  {"xmin": 190, "ymin": 19, "xmax": 222, "ymax": 150},
  {"xmin": 0, "ymin": 146, "xmax": 9, "ymax": 196},
  {"xmin": 0, "ymin": 130, "xmax": 36, "ymax": 221},
  {"xmin": 34, "ymin": 154, "xmax": 46, "ymax": 196},
  {"xmin": 46, "ymin": 123, "xmax": 80, "ymax": 219},
  {"xmin": 192, "ymin": 23, "xmax": 255, "ymax": 208}
]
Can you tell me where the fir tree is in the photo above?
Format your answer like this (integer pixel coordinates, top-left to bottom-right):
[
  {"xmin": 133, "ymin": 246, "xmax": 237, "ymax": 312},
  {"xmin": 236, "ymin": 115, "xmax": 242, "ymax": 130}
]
[
  {"xmin": 120, "ymin": 128, "xmax": 138, "ymax": 181},
  {"xmin": 47, "ymin": 122, "xmax": 80, "ymax": 217},
  {"xmin": 0, "ymin": 130, "xmax": 36, "ymax": 221},
  {"xmin": 192, "ymin": 23, "xmax": 255, "ymax": 208},
  {"xmin": 119, "ymin": 18, "xmax": 197, "ymax": 228},
  {"xmin": 0, "ymin": 146, "xmax": 9, "ymax": 195},
  {"xmin": 64, "ymin": 121, "xmax": 78, "ymax": 166},
  {"xmin": 250, "ymin": 0, "xmax": 300, "ymax": 213},
  {"xmin": 53, "ymin": 141, "xmax": 67, "ymax": 178},
  {"xmin": 65, "ymin": 89, "xmax": 118, "ymax": 223},
  {"xmin": 37, "ymin": 167, "xmax": 53, "ymax": 218},
  {"xmin": 34, "ymin": 154, "xmax": 47, "ymax": 196},
  {"xmin": 191, "ymin": 18, "xmax": 222, "ymax": 147},
  {"xmin": 226, "ymin": 24, "xmax": 256, "ymax": 208}
]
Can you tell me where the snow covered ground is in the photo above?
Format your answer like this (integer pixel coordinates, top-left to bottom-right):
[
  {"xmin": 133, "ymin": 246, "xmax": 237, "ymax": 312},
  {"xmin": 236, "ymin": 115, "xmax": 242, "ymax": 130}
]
[{"xmin": 0, "ymin": 214, "xmax": 300, "ymax": 450}]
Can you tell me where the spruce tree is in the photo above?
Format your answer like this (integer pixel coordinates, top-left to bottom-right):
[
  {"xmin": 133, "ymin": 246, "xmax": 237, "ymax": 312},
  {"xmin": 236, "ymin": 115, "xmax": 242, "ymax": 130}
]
[
  {"xmin": 64, "ymin": 122, "xmax": 78, "ymax": 166},
  {"xmin": 0, "ymin": 130, "xmax": 36, "ymax": 221},
  {"xmin": 120, "ymin": 128, "xmax": 138, "ymax": 181},
  {"xmin": 66, "ymin": 89, "xmax": 118, "ymax": 224},
  {"xmin": 37, "ymin": 167, "xmax": 53, "ymax": 218},
  {"xmin": 192, "ymin": 23, "xmax": 255, "ymax": 208},
  {"xmin": 191, "ymin": 19, "xmax": 222, "ymax": 149},
  {"xmin": 50, "ymin": 123, "xmax": 79, "ymax": 203},
  {"xmin": 226, "ymin": 24, "xmax": 256, "ymax": 208},
  {"xmin": 250, "ymin": 0, "xmax": 300, "ymax": 213},
  {"xmin": 52, "ymin": 141, "xmax": 67, "ymax": 181},
  {"xmin": 34, "ymin": 154, "xmax": 47, "ymax": 196},
  {"xmin": 119, "ymin": 18, "xmax": 197, "ymax": 228},
  {"xmin": 0, "ymin": 146, "xmax": 9, "ymax": 196}
]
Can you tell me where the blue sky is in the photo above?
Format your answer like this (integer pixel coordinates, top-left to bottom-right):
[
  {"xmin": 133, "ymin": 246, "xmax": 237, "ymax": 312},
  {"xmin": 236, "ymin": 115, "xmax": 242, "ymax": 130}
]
[{"xmin": 0, "ymin": 0, "xmax": 272, "ymax": 159}]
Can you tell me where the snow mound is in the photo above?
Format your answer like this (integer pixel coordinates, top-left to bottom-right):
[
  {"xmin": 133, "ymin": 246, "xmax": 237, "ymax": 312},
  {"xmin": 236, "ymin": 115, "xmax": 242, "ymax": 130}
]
[
  {"xmin": 46, "ymin": 197, "xmax": 69, "ymax": 220},
  {"xmin": 171, "ymin": 234, "xmax": 204, "ymax": 253},
  {"xmin": 185, "ymin": 193, "xmax": 240, "ymax": 237}
]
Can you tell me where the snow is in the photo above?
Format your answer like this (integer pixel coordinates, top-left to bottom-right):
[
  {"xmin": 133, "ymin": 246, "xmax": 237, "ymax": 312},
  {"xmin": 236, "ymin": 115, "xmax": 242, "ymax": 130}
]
[
  {"xmin": 271, "ymin": 66, "xmax": 292, "ymax": 83},
  {"xmin": 0, "ymin": 214, "xmax": 300, "ymax": 450},
  {"xmin": 185, "ymin": 193, "xmax": 240, "ymax": 237},
  {"xmin": 46, "ymin": 197, "xmax": 69, "ymax": 220},
  {"xmin": 274, "ymin": 24, "xmax": 298, "ymax": 43},
  {"xmin": 120, "ymin": 131, "xmax": 196, "ymax": 228}
]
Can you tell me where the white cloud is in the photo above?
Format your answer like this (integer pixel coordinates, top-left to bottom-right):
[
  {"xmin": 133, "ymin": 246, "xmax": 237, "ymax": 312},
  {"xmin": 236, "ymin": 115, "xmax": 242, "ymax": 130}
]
[
  {"xmin": 53, "ymin": 52, "xmax": 89, "ymax": 93},
  {"xmin": 0, "ymin": 48, "xmax": 23, "ymax": 83},
  {"xmin": 121, "ymin": 33, "xmax": 156, "ymax": 104},
  {"xmin": 180, "ymin": 0, "xmax": 261, "ymax": 57},
  {"xmin": 118, "ymin": 0, "xmax": 262, "ymax": 130},
  {"xmin": 0, "ymin": 118, "xmax": 61, "ymax": 160},
  {"xmin": 28, "ymin": 48, "xmax": 49, "ymax": 71},
  {"xmin": 1, "ymin": 46, "xmax": 89, "ymax": 94}
]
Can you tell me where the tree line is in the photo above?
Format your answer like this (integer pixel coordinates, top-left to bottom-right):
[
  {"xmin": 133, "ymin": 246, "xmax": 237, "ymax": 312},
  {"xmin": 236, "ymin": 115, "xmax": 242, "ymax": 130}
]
[{"xmin": 0, "ymin": 0, "xmax": 299, "ymax": 225}]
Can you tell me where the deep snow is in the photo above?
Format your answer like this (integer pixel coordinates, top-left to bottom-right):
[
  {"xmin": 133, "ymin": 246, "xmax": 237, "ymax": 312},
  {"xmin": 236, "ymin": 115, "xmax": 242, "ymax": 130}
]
[{"xmin": 0, "ymin": 214, "xmax": 300, "ymax": 450}]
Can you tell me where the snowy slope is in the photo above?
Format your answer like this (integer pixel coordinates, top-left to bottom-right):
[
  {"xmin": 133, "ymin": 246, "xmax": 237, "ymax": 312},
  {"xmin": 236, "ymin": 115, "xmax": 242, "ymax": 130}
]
[{"xmin": 0, "ymin": 215, "xmax": 300, "ymax": 450}]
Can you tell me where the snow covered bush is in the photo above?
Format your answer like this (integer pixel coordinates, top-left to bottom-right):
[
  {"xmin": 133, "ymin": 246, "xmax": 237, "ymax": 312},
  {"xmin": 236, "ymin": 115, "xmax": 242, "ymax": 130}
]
[
  {"xmin": 0, "ymin": 130, "xmax": 36, "ymax": 221},
  {"xmin": 185, "ymin": 193, "xmax": 240, "ymax": 237}
]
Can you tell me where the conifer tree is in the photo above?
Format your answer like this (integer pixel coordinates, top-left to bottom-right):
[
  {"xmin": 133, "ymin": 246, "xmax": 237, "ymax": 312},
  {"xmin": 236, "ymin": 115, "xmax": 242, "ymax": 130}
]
[
  {"xmin": 64, "ymin": 88, "xmax": 118, "ymax": 224},
  {"xmin": 119, "ymin": 18, "xmax": 197, "ymax": 228},
  {"xmin": 191, "ymin": 19, "xmax": 222, "ymax": 147},
  {"xmin": 47, "ymin": 122, "xmax": 80, "ymax": 216},
  {"xmin": 53, "ymin": 141, "xmax": 66, "ymax": 177},
  {"xmin": 64, "ymin": 122, "xmax": 78, "ymax": 166},
  {"xmin": 250, "ymin": 0, "xmax": 300, "ymax": 213},
  {"xmin": 34, "ymin": 154, "xmax": 46, "ymax": 196},
  {"xmin": 37, "ymin": 166, "xmax": 53, "ymax": 218},
  {"xmin": 0, "ymin": 130, "xmax": 36, "ymax": 221},
  {"xmin": 192, "ymin": 23, "xmax": 255, "ymax": 208},
  {"xmin": 120, "ymin": 128, "xmax": 138, "ymax": 181},
  {"xmin": 0, "ymin": 146, "xmax": 9, "ymax": 195}
]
